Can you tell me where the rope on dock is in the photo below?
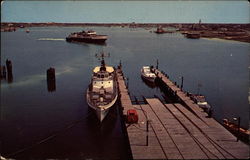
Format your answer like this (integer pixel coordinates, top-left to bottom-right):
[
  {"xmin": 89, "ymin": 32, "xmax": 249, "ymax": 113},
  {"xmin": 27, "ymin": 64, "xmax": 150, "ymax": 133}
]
[{"xmin": 5, "ymin": 112, "xmax": 93, "ymax": 158}]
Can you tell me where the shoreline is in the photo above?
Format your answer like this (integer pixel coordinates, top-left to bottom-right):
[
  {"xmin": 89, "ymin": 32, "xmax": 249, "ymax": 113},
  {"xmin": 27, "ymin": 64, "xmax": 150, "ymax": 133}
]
[
  {"xmin": 1, "ymin": 22, "xmax": 250, "ymax": 43},
  {"xmin": 201, "ymin": 37, "xmax": 248, "ymax": 44}
]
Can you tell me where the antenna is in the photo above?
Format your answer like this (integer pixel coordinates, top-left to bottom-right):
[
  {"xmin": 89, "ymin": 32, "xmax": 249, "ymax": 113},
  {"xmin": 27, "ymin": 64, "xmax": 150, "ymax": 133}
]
[
  {"xmin": 95, "ymin": 51, "xmax": 110, "ymax": 71},
  {"xmin": 95, "ymin": 51, "xmax": 110, "ymax": 59}
]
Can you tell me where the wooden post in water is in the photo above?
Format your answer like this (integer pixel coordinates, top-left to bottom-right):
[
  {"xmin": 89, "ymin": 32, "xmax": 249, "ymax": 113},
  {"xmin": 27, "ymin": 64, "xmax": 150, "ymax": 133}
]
[
  {"xmin": 126, "ymin": 77, "xmax": 129, "ymax": 89},
  {"xmin": 0, "ymin": 66, "xmax": 7, "ymax": 79},
  {"xmin": 181, "ymin": 76, "xmax": 184, "ymax": 90},
  {"xmin": 146, "ymin": 120, "xmax": 149, "ymax": 146},
  {"xmin": 2, "ymin": 66, "xmax": 6, "ymax": 79},
  {"xmin": 119, "ymin": 60, "xmax": 122, "ymax": 69},
  {"xmin": 47, "ymin": 67, "xmax": 56, "ymax": 92},
  {"xmin": 156, "ymin": 59, "xmax": 159, "ymax": 69},
  {"xmin": 6, "ymin": 59, "xmax": 13, "ymax": 83},
  {"xmin": 233, "ymin": 117, "xmax": 241, "ymax": 142},
  {"xmin": 6, "ymin": 59, "xmax": 12, "ymax": 74}
]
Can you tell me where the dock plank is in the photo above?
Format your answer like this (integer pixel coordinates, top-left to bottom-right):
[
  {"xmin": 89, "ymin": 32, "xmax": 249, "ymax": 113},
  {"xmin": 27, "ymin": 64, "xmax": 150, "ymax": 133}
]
[
  {"xmin": 146, "ymin": 98, "xmax": 209, "ymax": 159},
  {"xmin": 128, "ymin": 105, "xmax": 166, "ymax": 159},
  {"xmin": 174, "ymin": 103, "xmax": 249, "ymax": 159}
]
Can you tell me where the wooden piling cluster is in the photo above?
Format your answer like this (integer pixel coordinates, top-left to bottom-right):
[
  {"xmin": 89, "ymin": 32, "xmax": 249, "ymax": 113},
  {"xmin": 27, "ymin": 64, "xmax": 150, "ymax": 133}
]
[
  {"xmin": 116, "ymin": 68, "xmax": 249, "ymax": 159},
  {"xmin": 0, "ymin": 66, "xmax": 7, "ymax": 79},
  {"xmin": 1, "ymin": 59, "xmax": 13, "ymax": 83}
]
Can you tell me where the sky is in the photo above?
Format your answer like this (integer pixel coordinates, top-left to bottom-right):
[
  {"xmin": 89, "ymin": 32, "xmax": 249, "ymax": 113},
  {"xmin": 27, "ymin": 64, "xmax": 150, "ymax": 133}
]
[{"xmin": 1, "ymin": 1, "xmax": 250, "ymax": 23}]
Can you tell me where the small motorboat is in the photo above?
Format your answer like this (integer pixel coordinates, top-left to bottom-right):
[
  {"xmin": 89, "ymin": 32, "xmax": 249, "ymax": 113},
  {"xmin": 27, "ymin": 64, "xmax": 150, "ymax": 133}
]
[
  {"xmin": 190, "ymin": 94, "xmax": 212, "ymax": 115},
  {"xmin": 222, "ymin": 119, "xmax": 250, "ymax": 142},
  {"xmin": 141, "ymin": 66, "xmax": 156, "ymax": 83}
]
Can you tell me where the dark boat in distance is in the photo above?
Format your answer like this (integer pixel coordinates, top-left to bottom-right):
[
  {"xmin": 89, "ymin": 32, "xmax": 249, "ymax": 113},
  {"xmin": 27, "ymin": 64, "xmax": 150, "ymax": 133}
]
[
  {"xmin": 154, "ymin": 26, "xmax": 165, "ymax": 34},
  {"xmin": 66, "ymin": 30, "xmax": 107, "ymax": 44},
  {"xmin": 185, "ymin": 32, "xmax": 200, "ymax": 39},
  {"xmin": 154, "ymin": 26, "xmax": 175, "ymax": 34}
]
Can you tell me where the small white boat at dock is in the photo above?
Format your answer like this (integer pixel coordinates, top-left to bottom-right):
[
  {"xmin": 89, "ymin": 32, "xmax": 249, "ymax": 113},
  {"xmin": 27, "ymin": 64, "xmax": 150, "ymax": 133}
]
[{"xmin": 141, "ymin": 66, "xmax": 156, "ymax": 83}]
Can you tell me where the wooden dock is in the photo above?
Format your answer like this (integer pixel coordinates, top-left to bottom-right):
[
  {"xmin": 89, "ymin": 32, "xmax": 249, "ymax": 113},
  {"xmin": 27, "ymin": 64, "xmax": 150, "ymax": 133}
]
[{"xmin": 116, "ymin": 68, "xmax": 249, "ymax": 159}]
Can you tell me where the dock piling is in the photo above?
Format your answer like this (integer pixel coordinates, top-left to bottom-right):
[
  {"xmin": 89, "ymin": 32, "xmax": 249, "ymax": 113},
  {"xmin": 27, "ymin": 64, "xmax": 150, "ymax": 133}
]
[
  {"xmin": 156, "ymin": 59, "xmax": 159, "ymax": 69},
  {"xmin": 0, "ymin": 66, "xmax": 7, "ymax": 79},
  {"xmin": 6, "ymin": 59, "xmax": 13, "ymax": 83},
  {"xmin": 181, "ymin": 76, "xmax": 184, "ymax": 90},
  {"xmin": 233, "ymin": 117, "xmax": 241, "ymax": 142},
  {"xmin": 47, "ymin": 67, "xmax": 56, "ymax": 92},
  {"xmin": 146, "ymin": 119, "xmax": 149, "ymax": 146}
]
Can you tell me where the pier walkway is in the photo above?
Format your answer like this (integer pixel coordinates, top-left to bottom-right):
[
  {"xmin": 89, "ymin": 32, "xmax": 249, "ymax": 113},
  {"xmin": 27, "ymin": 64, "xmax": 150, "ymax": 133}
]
[{"xmin": 116, "ymin": 68, "xmax": 249, "ymax": 159}]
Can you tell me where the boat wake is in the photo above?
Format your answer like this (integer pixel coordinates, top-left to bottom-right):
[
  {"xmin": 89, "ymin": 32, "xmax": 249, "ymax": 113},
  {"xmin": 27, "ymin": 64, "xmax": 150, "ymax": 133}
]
[{"xmin": 37, "ymin": 38, "xmax": 65, "ymax": 41}]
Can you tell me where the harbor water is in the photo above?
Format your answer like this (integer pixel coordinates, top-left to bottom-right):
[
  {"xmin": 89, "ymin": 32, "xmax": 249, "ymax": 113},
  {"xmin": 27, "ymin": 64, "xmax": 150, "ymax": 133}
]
[{"xmin": 1, "ymin": 27, "xmax": 249, "ymax": 159}]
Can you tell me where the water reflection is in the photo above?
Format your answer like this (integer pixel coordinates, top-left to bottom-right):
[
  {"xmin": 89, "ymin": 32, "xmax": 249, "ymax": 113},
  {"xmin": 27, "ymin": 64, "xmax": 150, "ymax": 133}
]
[
  {"xmin": 141, "ymin": 76, "xmax": 156, "ymax": 89},
  {"xmin": 47, "ymin": 79, "xmax": 56, "ymax": 92},
  {"xmin": 67, "ymin": 41, "xmax": 107, "ymax": 46},
  {"xmin": 86, "ymin": 103, "xmax": 117, "ymax": 129},
  {"xmin": 7, "ymin": 72, "xmax": 13, "ymax": 83},
  {"xmin": 85, "ymin": 104, "xmax": 125, "ymax": 159},
  {"xmin": 0, "ymin": 65, "xmax": 7, "ymax": 80}
]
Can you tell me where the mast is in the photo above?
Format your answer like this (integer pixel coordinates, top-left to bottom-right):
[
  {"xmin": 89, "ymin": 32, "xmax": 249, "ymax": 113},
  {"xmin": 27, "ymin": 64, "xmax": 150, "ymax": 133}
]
[{"xmin": 95, "ymin": 52, "xmax": 110, "ymax": 71}]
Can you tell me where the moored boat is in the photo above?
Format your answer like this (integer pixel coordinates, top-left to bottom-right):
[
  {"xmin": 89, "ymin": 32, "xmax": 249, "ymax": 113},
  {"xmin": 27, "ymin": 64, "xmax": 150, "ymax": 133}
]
[
  {"xmin": 86, "ymin": 52, "xmax": 118, "ymax": 122},
  {"xmin": 222, "ymin": 119, "xmax": 250, "ymax": 142},
  {"xmin": 190, "ymin": 94, "xmax": 212, "ymax": 116},
  {"xmin": 141, "ymin": 66, "xmax": 156, "ymax": 83},
  {"xmin": 66, "ymin": 30, "xmax": 107, "ymax": 44},
  {"xmin": 154, "ymin": 26, "xmax": 165, "ymax": 34}
]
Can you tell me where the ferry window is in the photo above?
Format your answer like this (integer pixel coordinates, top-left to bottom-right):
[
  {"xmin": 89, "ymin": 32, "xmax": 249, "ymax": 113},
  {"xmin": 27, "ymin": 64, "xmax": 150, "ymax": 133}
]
[
  {"xmin": 101, "ymin": 75, "xmax": 104, "ymax": 78},
  {"xmin": 98, "ymin": 74, "xmax": 101, "ymax": 78}
]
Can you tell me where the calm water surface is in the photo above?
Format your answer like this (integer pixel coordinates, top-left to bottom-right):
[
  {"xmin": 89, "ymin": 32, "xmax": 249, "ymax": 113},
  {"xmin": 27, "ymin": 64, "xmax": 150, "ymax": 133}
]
[{"xmin": 1, "ymin": 27, "xmax": 249, "ymax": 159}]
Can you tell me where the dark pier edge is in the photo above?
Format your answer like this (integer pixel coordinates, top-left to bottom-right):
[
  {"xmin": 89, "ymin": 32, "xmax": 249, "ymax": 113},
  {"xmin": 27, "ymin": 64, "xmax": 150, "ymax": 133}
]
[
  {"xmin": 116, "ymin": 70, "xmax": 133, "ymax": 160},
  {"xmin": 118, "ymin": 98, "xmax": 133, "ymax": 160}
]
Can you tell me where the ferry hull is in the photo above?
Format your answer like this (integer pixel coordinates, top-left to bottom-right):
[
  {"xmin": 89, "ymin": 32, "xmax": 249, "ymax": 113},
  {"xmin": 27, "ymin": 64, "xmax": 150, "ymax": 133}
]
[{"xmin": 66, "ymin": 37, "xmax": 107, "ymax": 44}]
